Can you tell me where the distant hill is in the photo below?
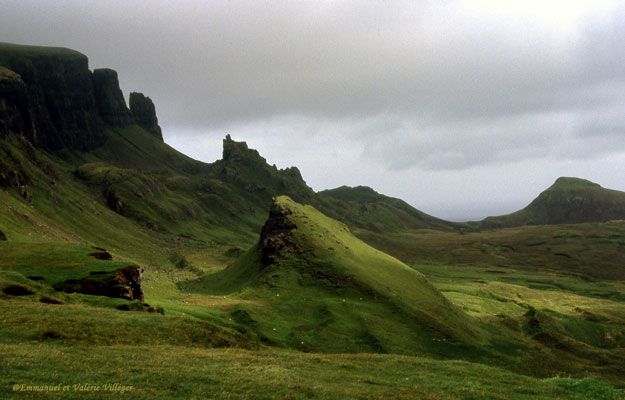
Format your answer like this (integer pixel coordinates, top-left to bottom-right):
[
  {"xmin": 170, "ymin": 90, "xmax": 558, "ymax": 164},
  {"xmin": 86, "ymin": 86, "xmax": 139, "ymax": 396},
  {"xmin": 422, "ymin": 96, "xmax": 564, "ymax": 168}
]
[
  {"xmin": 317, "ymin": 186, "xmax": 461, "ymax": 232},
  {"xmin": 480, "ymin": 177, "xmax": 625, "ymax": 228}
]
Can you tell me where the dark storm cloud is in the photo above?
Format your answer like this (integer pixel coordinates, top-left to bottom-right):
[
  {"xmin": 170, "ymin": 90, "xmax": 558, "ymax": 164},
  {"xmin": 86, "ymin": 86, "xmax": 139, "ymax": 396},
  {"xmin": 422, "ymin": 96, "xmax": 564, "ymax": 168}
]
[{"xmin": 1, "ymin": 0, "xmax": 624, "ymax": 218}]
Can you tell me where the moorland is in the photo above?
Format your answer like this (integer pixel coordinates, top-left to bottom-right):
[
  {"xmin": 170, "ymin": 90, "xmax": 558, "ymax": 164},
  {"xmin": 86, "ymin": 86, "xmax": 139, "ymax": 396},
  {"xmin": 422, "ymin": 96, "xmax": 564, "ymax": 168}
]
[{"xmin": 0, "ymin": 42, "xmax": 624, "ymax": 399}]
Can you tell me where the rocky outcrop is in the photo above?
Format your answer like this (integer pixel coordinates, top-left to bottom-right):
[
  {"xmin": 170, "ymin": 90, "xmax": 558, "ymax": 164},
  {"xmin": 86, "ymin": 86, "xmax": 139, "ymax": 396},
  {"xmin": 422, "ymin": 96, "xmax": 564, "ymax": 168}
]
[
  {"xmin": 53, "ymin": 265, "xmax": 144, "ymax": 301},
  {"xmin": 0, "ymin": 42, "xmax": 164, "ymax": 149},
  {"xmin": 0, "ymin": 141, "xmax": 30, "ymax": 189},
  {"xmin": 259, "ymin": 199, "xmax": 297, "ymax": 266},
  {"xmin": 282, "ymin": 166, "xmax": 303, "ymax": 181},
  {"xmin": 129, "ymin": 92, "xmax": 162, "ymax": 141},
  {"xmin": 0, "ymin": 67, "xmax": 33, "ymax": 141},
  {"xmin": 2, "ymin": 285, "xmax": 34, "ymax": 296},
  {"xmin": 222, "ymin": 134, "xmax": 265, "ymax": 163},
  {"xmin": 92, "ymin": 68, "xmax": 132, "ymax": 127},
  {"xmin": 0, "ymin": 43, "xmax": 105, "ymax": 149}
]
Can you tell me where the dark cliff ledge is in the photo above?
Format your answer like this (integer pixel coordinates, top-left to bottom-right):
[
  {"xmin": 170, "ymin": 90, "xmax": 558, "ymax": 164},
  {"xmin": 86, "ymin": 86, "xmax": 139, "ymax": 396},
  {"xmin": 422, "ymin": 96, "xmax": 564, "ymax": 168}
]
[
  {"xmin": 0, "ymin": 42, "xmax": 105, "ymax": 149},
  {"xmin": 0, "ymin": 42, "xmax": 164, "ymax": 149},
  {"xmin": 92, "ymin": 68, "xmax": 132, "ymax": 127},
  {"xmin": 129, "ymin": 92, "xmax": 163, "ymax": 141},
  {"xmin": 0, "ymin": 66, "xmax": 33, "ymax": 140}
]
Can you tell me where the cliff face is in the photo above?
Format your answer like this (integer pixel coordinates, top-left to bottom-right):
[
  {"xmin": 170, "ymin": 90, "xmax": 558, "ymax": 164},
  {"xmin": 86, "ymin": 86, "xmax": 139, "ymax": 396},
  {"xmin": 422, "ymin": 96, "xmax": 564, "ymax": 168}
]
[
  {"xmin": 129, "ymin": 92, "xmax": 163, "ymax": 141},
  {"xmin": 0, "ymin": 43, "xmax": 105, "ymax": 149},
  {"xmin": 92, "ymin": 68, "xmax": 133, "ymax": 127},
  {"xmin": 0, "ymin": 67, "xmax": 32, "ymax": 140},
  {"xmin": 0, "ymin": 42, "xmax": 162, "ymax": 149}
]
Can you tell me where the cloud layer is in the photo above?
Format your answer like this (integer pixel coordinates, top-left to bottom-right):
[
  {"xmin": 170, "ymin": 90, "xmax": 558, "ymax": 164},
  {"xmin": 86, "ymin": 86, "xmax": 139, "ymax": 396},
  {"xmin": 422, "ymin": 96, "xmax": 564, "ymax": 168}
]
[{"xmin": 1, "ymin": 0, "xmax": 624, "ymax": 219}]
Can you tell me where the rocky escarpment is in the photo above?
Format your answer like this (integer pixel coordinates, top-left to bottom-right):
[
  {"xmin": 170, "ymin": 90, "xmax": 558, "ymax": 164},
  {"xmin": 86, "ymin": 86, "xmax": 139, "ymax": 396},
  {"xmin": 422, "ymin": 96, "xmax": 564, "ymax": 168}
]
[
  {"xmin": 259, "ymin": 199, "xmax": 297, "ymax": 266},
  {"xmin": 0, "ymin": 43, "xmax": 104, "ymax": 149},
  {"xmin": 0, "ymin": 42, "xmax": 162, "ymax": 150},
  {"xmin": 222, "ymin": 134, "xmax": 266, "ymax": 163},
  {"xmin": 129, "ymin": 92, "xmax": 162, "ymax": 141},
  {"xmin": 217, "ymin": 135, "xmax": 314, "ymax": 203},
  {"xmin": 53, "ymin": 265, "xmax": 144, "ymax": 301},
  {"xmin": 0, "ymin": 67, "xmax": 33, "ymax": 140},
  {"xmin": 92, "ymin": 68, "xmax": 133, "ymax": 127}
]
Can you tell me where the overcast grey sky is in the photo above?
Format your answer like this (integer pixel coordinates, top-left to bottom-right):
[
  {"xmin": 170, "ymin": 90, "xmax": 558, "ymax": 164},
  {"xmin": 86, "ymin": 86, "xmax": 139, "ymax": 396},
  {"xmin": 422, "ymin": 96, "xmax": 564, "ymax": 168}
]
[{"xmin": 2, "ymin": 0, "xmax": 624, "ymax": 220}]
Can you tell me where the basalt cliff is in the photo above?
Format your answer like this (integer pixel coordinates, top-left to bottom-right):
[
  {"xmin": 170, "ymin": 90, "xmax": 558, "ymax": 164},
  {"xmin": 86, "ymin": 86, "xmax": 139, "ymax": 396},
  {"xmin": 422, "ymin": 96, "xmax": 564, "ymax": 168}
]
[{"xmin": 0, "ymin": 42, "xmax": 161, "ymax": 149}]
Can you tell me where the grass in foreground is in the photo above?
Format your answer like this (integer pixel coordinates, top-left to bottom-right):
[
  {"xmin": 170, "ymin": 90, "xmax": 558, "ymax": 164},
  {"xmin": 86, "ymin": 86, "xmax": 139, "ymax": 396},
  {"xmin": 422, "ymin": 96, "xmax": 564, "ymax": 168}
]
[{"xmin": 1, "ymin": 343, "xmax": 623, "ymax": 400}]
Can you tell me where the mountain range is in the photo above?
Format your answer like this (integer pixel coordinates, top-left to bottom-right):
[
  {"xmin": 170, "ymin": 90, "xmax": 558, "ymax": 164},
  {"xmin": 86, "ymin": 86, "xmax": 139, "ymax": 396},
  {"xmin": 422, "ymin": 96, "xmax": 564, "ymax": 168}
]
[{"xmin": 1, "ymin": 42, "xmax": 625, "ymax": 398}]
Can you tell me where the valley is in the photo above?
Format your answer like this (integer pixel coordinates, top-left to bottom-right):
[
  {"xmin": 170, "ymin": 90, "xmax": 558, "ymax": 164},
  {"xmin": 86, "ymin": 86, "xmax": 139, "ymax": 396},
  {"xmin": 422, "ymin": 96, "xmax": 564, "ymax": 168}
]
[{"xmin": 0, "ymin": 42, "xmax": 624, "ymax": 399}]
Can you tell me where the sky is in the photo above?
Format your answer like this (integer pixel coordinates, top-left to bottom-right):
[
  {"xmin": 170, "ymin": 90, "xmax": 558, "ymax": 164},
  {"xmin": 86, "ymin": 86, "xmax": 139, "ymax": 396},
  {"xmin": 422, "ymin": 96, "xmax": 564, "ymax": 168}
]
[{"xmin": 1, "ymin": 0, "xmax": 624, "ymax": 221}]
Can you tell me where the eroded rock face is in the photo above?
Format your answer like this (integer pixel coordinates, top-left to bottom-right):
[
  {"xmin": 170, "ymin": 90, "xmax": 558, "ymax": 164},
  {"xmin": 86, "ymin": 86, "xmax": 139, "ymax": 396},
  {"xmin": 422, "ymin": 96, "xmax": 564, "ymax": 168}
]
[
  {"xmin": 0, "ymin": 43, "xmax": 165, "ymax": 150},
  {"xmin": 0, "ymin": 69, "xmax": 33, "ymax": 141},
  {"xmin": 0, "ymin": 44, "xmax": 105, "ymax": 149},
  {"xmin": 259, "ymin": 200, "xmax": 297, "ymax": 266},
  {"xmin": 129, "ymin": 92, "xmax": 162, "ymax": 141},
  {"xmin": 92, "ymin": 68, "xmax": 132, "ymax": 127},
  {"xmin": 53, "ymin": 266, "xmax": 144, "ymax": 301},
  {"xmin": 222, "ymin": 134, "xmax": 265, "ymax": 163}
]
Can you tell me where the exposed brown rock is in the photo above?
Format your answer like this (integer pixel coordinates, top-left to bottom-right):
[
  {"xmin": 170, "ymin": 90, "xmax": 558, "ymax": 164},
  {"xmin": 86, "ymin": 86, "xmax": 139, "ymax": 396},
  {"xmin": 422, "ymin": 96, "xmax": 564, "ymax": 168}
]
[
  {"xmin": 53, "ymin": 266, "xmax": 144, "ymax": 301},
  {"xmin": 259, "ymin": 199, "xmax": 297, "ymax": 266},
  {"xmin": 3, "ymin": 285, "xmax": 34, "ymax": 296},
  {"xmin": 88, "ymin": 251, "xmax": 113, "ymax": 260}
]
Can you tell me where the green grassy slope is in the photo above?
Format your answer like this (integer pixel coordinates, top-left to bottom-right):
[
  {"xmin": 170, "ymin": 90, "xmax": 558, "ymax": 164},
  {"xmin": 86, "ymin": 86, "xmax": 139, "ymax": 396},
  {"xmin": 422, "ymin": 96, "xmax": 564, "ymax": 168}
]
[
  {"xmin": 317, "ymin": 185, "xmax": 461, "ymax": 232},
  {"xmin": 0, "ymin": 42, "xmax": 82, "ymax": 57},
  {"xmin": 184, "ymin": 196, "xmax": 509, "ymax": 359},
  {"xmin": 0, "ymin": 242, "xmax": 131, "ymax": 285},
  {"xmin": 1, "ymin": 42, "xmax": 625, "ymax": 399},
  {"xmin": 2, "ymin": 344, "xmax": 622, "ymax": 399},
  {"xmin": 357, "ymin": 220, "xmax": 625, "ymax": 281},
  {"xmin": 481, "ymin": 177, "xmax": 625, "ymax": 228}
]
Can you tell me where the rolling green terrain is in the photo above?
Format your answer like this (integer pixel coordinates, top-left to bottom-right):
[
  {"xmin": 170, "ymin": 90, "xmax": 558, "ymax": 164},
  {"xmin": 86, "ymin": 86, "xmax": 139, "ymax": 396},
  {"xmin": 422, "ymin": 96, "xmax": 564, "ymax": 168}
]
[
  {"xmin": 182, "ymin": 196, "xmax": 486, "ymax": 356},
  {"xmin": 1, "ymin": 42, "xmax": 624, "ymax": 399}
]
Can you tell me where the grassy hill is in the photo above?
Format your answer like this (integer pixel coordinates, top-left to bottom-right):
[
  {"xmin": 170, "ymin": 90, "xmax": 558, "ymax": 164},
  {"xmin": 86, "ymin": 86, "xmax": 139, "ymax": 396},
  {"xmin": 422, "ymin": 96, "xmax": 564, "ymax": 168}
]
[
  {"xmin": 480, "ymin": 177, "xmax": 625, "ymax": 228},
  {"xmin": 317, "ymin": 185, "xmax": 461, "ymax": 232},
  {"xmin": 183, "ymin": 196, "xmax": 490, "ymax": 356},
  {"xmin": 1, "ymin": 42, "xmax": 625, "ymax": 398}
]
